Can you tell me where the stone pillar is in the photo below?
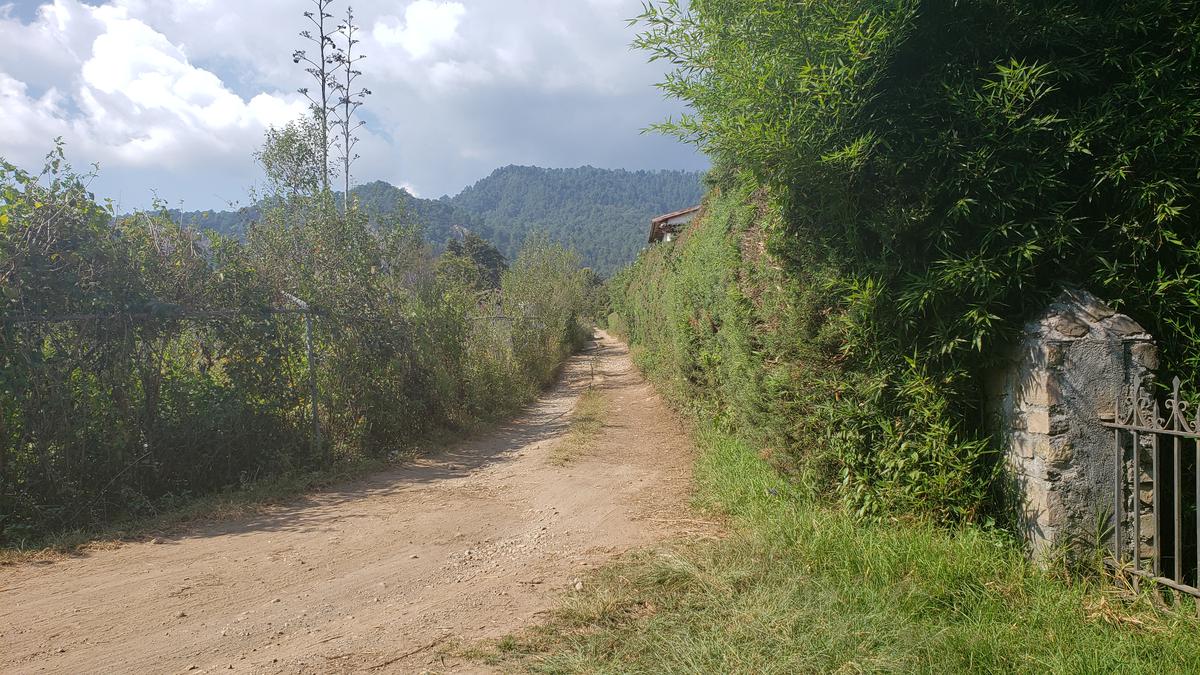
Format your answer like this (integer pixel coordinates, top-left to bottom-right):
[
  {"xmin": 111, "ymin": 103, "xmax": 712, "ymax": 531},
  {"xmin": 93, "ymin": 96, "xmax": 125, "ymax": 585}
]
[{"xmin": 986, "ymin": 289, "xmax": 1156, "ymax": 561}]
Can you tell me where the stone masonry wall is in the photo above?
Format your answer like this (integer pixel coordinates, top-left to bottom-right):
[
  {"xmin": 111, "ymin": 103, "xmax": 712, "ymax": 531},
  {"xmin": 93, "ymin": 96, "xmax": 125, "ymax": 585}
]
[{"xmin": 986, "ymin": 289, "xmax": 1156, "ymax": 561}]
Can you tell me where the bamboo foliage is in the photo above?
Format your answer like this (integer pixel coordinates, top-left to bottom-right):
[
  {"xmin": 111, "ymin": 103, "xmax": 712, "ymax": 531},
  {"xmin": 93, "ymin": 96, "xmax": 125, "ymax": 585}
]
[{"xmin": 626, "ymin": 0, "xmax": 1200, "ymax": 521}]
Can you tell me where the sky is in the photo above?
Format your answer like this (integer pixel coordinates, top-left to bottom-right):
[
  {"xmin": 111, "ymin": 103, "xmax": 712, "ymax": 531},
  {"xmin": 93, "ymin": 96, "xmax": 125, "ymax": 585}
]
[{"xmin": 0, "ymin": 0, "xmax": 706, "ymax": 211}]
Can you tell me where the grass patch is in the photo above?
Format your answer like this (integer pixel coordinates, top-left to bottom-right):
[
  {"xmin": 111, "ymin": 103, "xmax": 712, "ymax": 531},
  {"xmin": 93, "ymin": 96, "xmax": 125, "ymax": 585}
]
[
  {"xmin": 477, "ymin": 424, "xmax": 1200, "ymax": 673},
  {"xmin": 551, "ymin": 388, "xmax": 607, "ymax": 466}
]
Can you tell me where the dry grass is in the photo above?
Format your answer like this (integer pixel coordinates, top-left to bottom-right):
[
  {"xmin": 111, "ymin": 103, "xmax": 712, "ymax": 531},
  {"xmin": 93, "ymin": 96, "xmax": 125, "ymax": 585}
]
[{"xmin": 551, "ymin": 387, "xmax": 607, "ymax": 466}]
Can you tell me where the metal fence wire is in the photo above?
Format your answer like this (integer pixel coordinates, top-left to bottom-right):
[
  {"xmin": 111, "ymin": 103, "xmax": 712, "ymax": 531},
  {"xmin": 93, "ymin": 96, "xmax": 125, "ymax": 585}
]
[
  {"xmin": 0, "ymin": 298, "xmax": 549, "ymax": 541},
  {"xmin": 0, "ymin": 304, "xmax": 326, "ymax": 537},
  {"xmin": 1106, "ymin": 377, "xmax": 1200, "ymax": 599}
]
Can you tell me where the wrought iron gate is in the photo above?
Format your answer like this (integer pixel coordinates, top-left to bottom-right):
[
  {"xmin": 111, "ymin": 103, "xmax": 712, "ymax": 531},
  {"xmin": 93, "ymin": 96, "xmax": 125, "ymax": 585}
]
[{"xmin": 1105, "ymin": 377, "xmax": 1200, "ymax": 597}]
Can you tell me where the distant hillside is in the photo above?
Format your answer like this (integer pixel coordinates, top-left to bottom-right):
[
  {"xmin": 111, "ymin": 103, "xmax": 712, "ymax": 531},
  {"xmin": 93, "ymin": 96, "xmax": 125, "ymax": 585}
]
[
  {"xmin": 170, "ymin": 185, "xmax": 470, "ymax": 244},
  {"xmin": 169, "ymin": 206, "xmax": 261, "ymax": 240},
  {"xmin": 174, "ymin": 166, "xmax": 705, "ymax": 275},
  {"xmin": 349, "ymin": 181, "xmax": 473, "ymax": 245},
  {"xmin": 448, "ymin": 166, "xmax": 705, "ymax": 274}
]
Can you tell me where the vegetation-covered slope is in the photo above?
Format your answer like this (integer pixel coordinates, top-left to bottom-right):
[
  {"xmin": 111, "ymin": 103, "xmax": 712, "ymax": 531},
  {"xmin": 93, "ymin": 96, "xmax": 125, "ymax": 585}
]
[
  {"xmin": 608, "ymin": 0, "xmax": 1200, "ymax": 523},
  {"xmin": 171, "ymin": 181, "xmax": 469, "ymax": 244},
  {"xmin": 349, "ymin": 180, "xmax": 471, "ymax": 246},
  {"xmin": 611, "ymin": 178, "xmax": 993, "ymax": 521}
]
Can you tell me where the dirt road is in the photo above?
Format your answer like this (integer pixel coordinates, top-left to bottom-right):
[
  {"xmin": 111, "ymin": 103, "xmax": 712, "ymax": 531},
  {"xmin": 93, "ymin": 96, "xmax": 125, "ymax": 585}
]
[{"xmin": 0, "ymin": 332, "xmax": 697, "ymax": 674}]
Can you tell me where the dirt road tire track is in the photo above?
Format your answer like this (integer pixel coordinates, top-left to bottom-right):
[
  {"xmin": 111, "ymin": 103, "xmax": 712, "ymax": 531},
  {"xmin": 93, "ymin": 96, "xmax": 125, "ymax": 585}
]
[{"xmin": 0, "ymin": 331, "xmax": 697, "ymax": 674}]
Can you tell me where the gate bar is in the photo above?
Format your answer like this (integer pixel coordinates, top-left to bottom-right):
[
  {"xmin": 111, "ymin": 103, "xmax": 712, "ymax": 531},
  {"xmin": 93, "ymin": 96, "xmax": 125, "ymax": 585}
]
[
  {"xmin": 1153, "ymin": 433, "xmax": 1161, "ymax": 577},
  {"xmin": 1134, "ymin": 430, "xmax": 1142, "ymax": 578},
  {"xmin": 1175, "ymin": 435, "xmax": 1183, "ymax": 583},
  {"xmin": 1114, "ymin": 427, "xmax": 1123, "ymax": 564}
]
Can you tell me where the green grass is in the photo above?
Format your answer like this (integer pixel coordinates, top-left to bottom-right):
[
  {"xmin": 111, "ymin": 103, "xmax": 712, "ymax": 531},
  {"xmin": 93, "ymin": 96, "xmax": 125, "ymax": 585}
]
[
  {"xmin": 551, "ymin": 387, "xmax": 608, "ymax": 465},
  {"xmin": 476, "ymin": 424, "xmax": 1200, "ymax": 673}
]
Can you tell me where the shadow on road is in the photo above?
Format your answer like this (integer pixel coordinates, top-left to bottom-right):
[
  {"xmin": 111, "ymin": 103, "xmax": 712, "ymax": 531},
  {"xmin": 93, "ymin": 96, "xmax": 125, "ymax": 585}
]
[{"xmin": 145, "ymin": 334, "xmax": 630, "ymax": 544}]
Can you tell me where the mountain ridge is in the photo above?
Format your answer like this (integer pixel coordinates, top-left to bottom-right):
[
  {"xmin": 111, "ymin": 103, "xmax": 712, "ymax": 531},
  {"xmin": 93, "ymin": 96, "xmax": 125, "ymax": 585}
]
[{"xmin": 174, "ymin": 165, "xmax": 705, "ymax": 275}]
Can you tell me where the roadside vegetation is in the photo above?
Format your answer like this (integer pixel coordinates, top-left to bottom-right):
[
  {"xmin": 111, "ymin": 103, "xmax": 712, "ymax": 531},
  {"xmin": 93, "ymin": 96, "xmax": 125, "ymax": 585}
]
[
  {"xmin": 0, "ymin": 144, "xmax": 593, "ymax": 553},
  {"xmin": 615, "ymin": 0, "xmax": 1200, "ymax": 524}
]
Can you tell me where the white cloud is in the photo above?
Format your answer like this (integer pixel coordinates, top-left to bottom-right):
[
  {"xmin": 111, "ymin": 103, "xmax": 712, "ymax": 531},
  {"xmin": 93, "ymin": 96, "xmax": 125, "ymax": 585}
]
[
  {"xmin": 426, "ymin": 59, "xmax": 492, "ymax": 91},
  {"xmin": 0, "ymin": 0, "xmax": 706, "ymax": 209},
  {"xmin": 0, "ymin": 3, "xmax": 91, "ymax": 99},
  {"xmin": 0, "ymin": 73, "xmax": 70, "ymax": 154},
  {"xmin": 0, "ymin": 0, "xmax": 304, "ymax": 190},
  {"xmin": 74, "ymin": 5, "xmax": 302, "ymax": 165},
  {"xmin": 373, "ymin": 0, "xmax": 465, "ymax": 60}
]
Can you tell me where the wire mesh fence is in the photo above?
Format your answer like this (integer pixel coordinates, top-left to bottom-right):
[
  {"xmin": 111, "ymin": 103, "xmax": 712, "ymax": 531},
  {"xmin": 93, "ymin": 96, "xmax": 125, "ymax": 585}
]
[
  {"xmin": 0, "ymin": 305, "xmax": 326, "ymax": 541},
  {"xmin": 0, "ymin": 162, "xmax": 594, "ymax": 545},
  {"xmin": 0, "ymin": 296, "xmax": 575, "ymax": 545}
]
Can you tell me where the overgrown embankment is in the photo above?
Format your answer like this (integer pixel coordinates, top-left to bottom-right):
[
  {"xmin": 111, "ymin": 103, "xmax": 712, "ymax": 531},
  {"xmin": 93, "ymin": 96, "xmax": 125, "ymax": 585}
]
[
  {"xmin": 609, "ymin": 0, "xmax": 1200, "ymax": 524},
  {"xmin": 610, "ymin": 180, "xmax": 993, "ymax": 520}
]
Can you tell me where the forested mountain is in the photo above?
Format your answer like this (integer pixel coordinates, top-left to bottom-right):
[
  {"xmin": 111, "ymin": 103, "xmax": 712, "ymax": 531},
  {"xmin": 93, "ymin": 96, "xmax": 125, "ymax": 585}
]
[
  {"xmin": 348, "ymin": 180, "xmax": 469, "ymax": 245},
  {"xmin": 449, "ymin": 166, "xmax": 705, "ymax": 274},
  {"xmin": 170, "ymin": 182, "xmax": 465, "ymax": 243},
  {"xmin": 168, "ymin": 206, "xmax": 261, "ymax": 239},
  {"xmin": 174, "ymin": 166, "xmax": 704, "ymax": 275}
]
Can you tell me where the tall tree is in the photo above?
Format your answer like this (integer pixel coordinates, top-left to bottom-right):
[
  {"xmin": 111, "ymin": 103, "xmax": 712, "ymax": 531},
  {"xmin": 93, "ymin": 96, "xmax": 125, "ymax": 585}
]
[
  {"xmin": 254, "ymin": 116, "xmax": 325, "ymax": 199},
  {"xmin": 440, "ymin": 232, "xmax": 508, "ymax": 290},
  {"xmin": 292, "ymin": 0, "xmax": 339, "ymax": 192},
  {"xmin": 334, "ymin": 6, "xmax": 370, "ymax": 212},
  {"xmin": 462, "ymin": 232, "xmax": 507, "ymax": 289}
]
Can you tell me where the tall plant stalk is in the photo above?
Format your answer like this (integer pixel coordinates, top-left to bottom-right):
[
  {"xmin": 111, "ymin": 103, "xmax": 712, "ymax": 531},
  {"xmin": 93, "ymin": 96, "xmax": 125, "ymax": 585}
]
[
  {"xmin": 293, "ymin": 0, "xmax": 339, "ymax": 193},
  {"xmin": 334, "ymin": 6, "xmax": 370, "ymax": 213}
]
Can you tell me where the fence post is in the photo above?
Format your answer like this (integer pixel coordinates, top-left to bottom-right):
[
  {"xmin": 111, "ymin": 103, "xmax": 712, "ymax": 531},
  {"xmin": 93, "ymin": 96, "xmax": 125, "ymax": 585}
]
[
  {"xmin": 304, "ymin": 311, "xmax": 321, "ymax": 454},
  {"xmin": 284, "ymin": 292, "xmax": 322, "ymax": 455},
  {"xmin": 985, "ymin": 288, "xmax": 1155, "ymax": 562}
]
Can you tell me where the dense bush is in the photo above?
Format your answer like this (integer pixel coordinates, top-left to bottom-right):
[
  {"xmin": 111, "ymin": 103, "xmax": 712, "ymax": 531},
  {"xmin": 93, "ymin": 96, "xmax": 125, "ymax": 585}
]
[
  {"xmin": 0, "ymin": 147, "xmax": 591, "ymax": 545},
  {"xmin": 637, "ymin": 0, "xmax": 1200, "ymax": 366},
  {"xmin": 618, "ymin": 0, "xmax": 1200, "ymax": 521}
]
